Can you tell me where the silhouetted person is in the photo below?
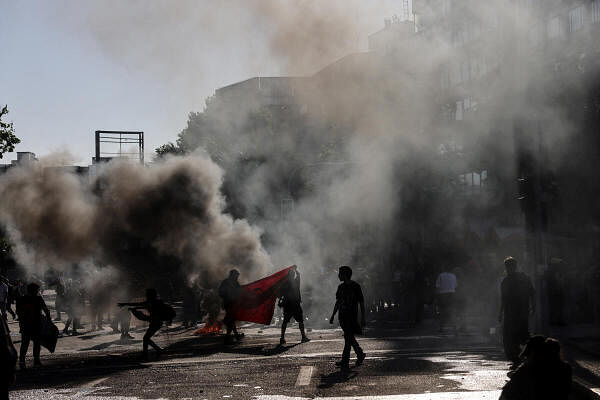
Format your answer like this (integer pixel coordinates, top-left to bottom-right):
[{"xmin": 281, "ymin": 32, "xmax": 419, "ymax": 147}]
[
  {"xmin": 0, "ymin": 313, "xmax": 17, "ymax": 400},
  {"xmin": 278, "ymin": 266, "xmax": 310, "ymax": 345},
  {"xmin": 499, "ymin": 257, "xmax": 535, "ymax": 366},
  {"xmin": 119, "ymin": 288, "xmax": 166, "ymax": 359},
  {"xmin": 7, "ymin": 280, "xmax": 25, "ymax": 322},
  {"xmin": 5, "ymin": 280, "xmax": 17, "ymax": 321},
  {"xmin": 219, "ymin": 269, "xmax": 243, "ymax": 345},
  {"xmin": 330, "ymin": 266, "xmax": 366, "ymax": 371},
  {"xmin": 435, "ymin": 268, "xmax": 457, "ymax": 331},
  {"xmin": 501, "ymin": 336, "xmax": 571, "ymax": 400},
  {"xmin": 16, "ymin": 283, "xmax": 51, "ymax": 368}
]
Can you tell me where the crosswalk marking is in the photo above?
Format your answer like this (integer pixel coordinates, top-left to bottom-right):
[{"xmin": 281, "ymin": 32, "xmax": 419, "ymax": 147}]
[{"xmin": 295, "ymin": 366, "xmax": 314, "ymax": 386}]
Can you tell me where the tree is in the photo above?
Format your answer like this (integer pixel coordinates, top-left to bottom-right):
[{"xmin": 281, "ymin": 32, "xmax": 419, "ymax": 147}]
[
  {"xmin": 0, "ymin": 105, "xmax": 20, "ymax": 158},
  {"xmin": 155, "ymin": 141, "xmax": 187, "ymax": 159}
]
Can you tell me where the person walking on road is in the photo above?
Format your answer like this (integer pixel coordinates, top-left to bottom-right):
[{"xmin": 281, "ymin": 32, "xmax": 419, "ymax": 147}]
[
  {"xmin": 278, "ymin": 266, "xmax": 310, "ymax": 345},
  {"xmin": 330, "ymin": 266, "xmax": 366, "ymax": 371},
  {"xmin": 219, "ymin": 269, "xmax": 243, "ymax": 345},
  {"xmin": 435, "ymin": 268, "xmax": 457, "ymax": 332},
  {"xmin": 499, "ymin": 256, "xmax": 535, "ymax": 366},
  {"xmin": 16, "ymin": 282, "xmax": 51, "ymax": 368}
]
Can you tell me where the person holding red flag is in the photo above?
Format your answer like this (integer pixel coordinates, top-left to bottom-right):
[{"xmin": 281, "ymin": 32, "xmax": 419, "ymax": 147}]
[
  {"xmin": 278, "ymin": 266, "xmax": 310, "ymax": 345},
  {"xmin": 219, "ymin": 266, "xmax": 297, "ymax": 345}
]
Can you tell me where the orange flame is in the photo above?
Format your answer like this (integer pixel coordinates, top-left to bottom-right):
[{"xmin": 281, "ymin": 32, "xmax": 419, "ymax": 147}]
[{"xmin": 194, "ymin": 319, "xmax": 223, "ymax": 335}]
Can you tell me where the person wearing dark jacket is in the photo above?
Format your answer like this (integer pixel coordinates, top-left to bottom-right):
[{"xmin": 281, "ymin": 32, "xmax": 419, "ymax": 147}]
[
  {"xmin": 278, "ymin": 266, "xmax": 310, "ymax": 345},
  {"xmin": 0, "ymin": 314, "xmax": 17, "ymax": 400},
  {"xmin": 16, "ymin": 282, "xmax": 51, "ymax": 368},
  {"xmin": 330, "ymin": 266, "xmax": 366, "ymax": 371},
  {"xmin": 499, "ymin": 257, "xmax": 535, "ymax": 365},
  {"xmin": 219, "ymin": 270, "xmax": 243, "ymax": 345}
]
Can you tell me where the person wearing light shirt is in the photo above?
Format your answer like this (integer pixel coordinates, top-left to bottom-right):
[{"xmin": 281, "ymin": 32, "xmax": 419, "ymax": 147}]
[{"xmin": 435, "ymin": 270, "xmax": 457, "ymax": 331}]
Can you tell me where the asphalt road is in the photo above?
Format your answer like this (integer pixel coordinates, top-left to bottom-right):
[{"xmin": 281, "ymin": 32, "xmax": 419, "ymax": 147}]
[{"xmin": 10, "ymin": 324, "xmax": 517, "ymax": 400}]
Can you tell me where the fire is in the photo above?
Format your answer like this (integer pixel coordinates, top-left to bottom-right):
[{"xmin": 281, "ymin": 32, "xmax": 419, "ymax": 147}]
[{"xmin": 194, "ymin": 318, "xmax": 223, "ymax": 335}]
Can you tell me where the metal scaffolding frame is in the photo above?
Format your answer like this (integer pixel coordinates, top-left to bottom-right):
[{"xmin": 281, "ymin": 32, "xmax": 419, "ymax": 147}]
[{"xmin": 94, "ymin": 130, "xmax": 144, "ymax": 164}]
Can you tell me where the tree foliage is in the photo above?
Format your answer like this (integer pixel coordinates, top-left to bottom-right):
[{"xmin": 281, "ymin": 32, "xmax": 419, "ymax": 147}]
[{"xmin": 0, "ymin": 105, "xmax": 20, "ymax": 158}]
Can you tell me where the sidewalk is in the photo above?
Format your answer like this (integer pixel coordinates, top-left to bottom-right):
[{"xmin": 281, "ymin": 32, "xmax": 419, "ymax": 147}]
[{"xmin": 550, "ymin": 325, "xmax": 600, "ymax": 399}]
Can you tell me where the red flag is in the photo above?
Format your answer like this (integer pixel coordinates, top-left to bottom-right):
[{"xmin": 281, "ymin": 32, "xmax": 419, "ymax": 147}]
[{"xmin": 228, "ymin": 265, "xmax": 295, "ymax": 325}]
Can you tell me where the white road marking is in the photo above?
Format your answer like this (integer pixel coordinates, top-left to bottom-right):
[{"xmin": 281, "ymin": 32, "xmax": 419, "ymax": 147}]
[
  {"xmin": 254, "ymin": 391, "xmax": 502, "ymax": 399},
  {"xmin": 295, "ymin": 366, "xmax": 314, "ymax": 386}
]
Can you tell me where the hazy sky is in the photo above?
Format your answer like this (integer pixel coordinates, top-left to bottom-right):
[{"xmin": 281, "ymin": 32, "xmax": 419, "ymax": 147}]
[{"xmin": 1, "ymin": 1, "xmax": 406, "ymax": 165}]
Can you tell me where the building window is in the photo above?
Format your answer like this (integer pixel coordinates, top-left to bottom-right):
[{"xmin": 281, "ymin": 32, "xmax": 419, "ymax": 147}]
[
  {"xmin": 463, "ymin": 96, "xmax": 474, "ymax": 111},
  {"xmin": 569, "ymin": 6, "xmax": 584, "ymax": 32},
  {"xmin": 529, "ymin": 23, "xmax": 543, "ymax": 46},
  {"xmin": 459, "ymin": 170, "xmax": 488, "ymax": 191},
  {"xmin": 593, "ymin": 0, "xmax": 600, "ymax": 24},
  {"xmin": 455, "ymin": 101, "xmax": 463, "ymax": 121},
  {"xmin": 461, "ymin": 60, "xmax": 470, "ymax": 82},
  {"xmin": 450, "ymin": 62, "xmax": 461, "ymax": 86},
  {"xmin": 442, "ymin": 0, "xmax": 451, "ymax": 16},
  {"xmin": 547, "ymin": 16, "xmax": 563, "ymax": 39},
  {"xmin": 440, "ymin": 67, "xmax": 450, "ymax": 90}
]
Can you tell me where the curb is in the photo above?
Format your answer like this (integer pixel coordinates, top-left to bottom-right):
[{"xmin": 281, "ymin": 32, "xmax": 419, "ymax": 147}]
[{"xmin": 573, "ymin": 377, "xmax": 600, "ymax": 399}]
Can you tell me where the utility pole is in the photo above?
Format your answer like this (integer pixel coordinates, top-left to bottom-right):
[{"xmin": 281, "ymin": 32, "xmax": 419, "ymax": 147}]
[
  {"xmin": 516, "ymin": 119, "xmax": 548, "ymax": 333},
  {"xmin": 533, "ymin": 121, "xmax": 546, "ymax": 333}
]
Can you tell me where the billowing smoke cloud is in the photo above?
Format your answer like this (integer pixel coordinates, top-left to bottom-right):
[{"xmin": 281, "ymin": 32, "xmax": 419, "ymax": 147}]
[
  {"xmin": 155, "ymin": 0, "xmax": 600, "ymax": 326},
  {"xmin": 11, "ymin": 0, "xmax": 596, "ymax": 325},
  {"xmin": 0, "ymin": 154, "xmax": 272, "ymax": 290}
]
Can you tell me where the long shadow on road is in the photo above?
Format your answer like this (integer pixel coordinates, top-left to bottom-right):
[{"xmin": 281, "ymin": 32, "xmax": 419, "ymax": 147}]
[{"xmin": 13, "ymin": 334, "xmax": 301, "ymax": 391}]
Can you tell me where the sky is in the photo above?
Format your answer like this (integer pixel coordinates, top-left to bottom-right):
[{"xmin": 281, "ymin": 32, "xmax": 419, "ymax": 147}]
[{"xmin": 0, "ymin": 0, "xmax": 407, "ymax": 165}]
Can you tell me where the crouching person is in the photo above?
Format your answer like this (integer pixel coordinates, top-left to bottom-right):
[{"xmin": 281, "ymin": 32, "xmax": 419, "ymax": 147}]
[{"xmin": 119, "ymin": 288, "xmax": 174, "ymax": 360}]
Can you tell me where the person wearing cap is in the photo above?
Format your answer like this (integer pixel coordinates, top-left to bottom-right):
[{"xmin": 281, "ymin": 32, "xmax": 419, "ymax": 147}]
[
  {"xmin": 330, "ymin": 266, "xmax": 366, "ymax": 371},
  {"xmin": 499, "ymin": 256, "xmax": 535, "ymax": 366},
  {"xmin": 16, "ymin": 282, "xmax": 51, "ymax": 368},
  {"xmin": 219, "ymin": 269, "xmax": 243, "ymax": 345}
]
